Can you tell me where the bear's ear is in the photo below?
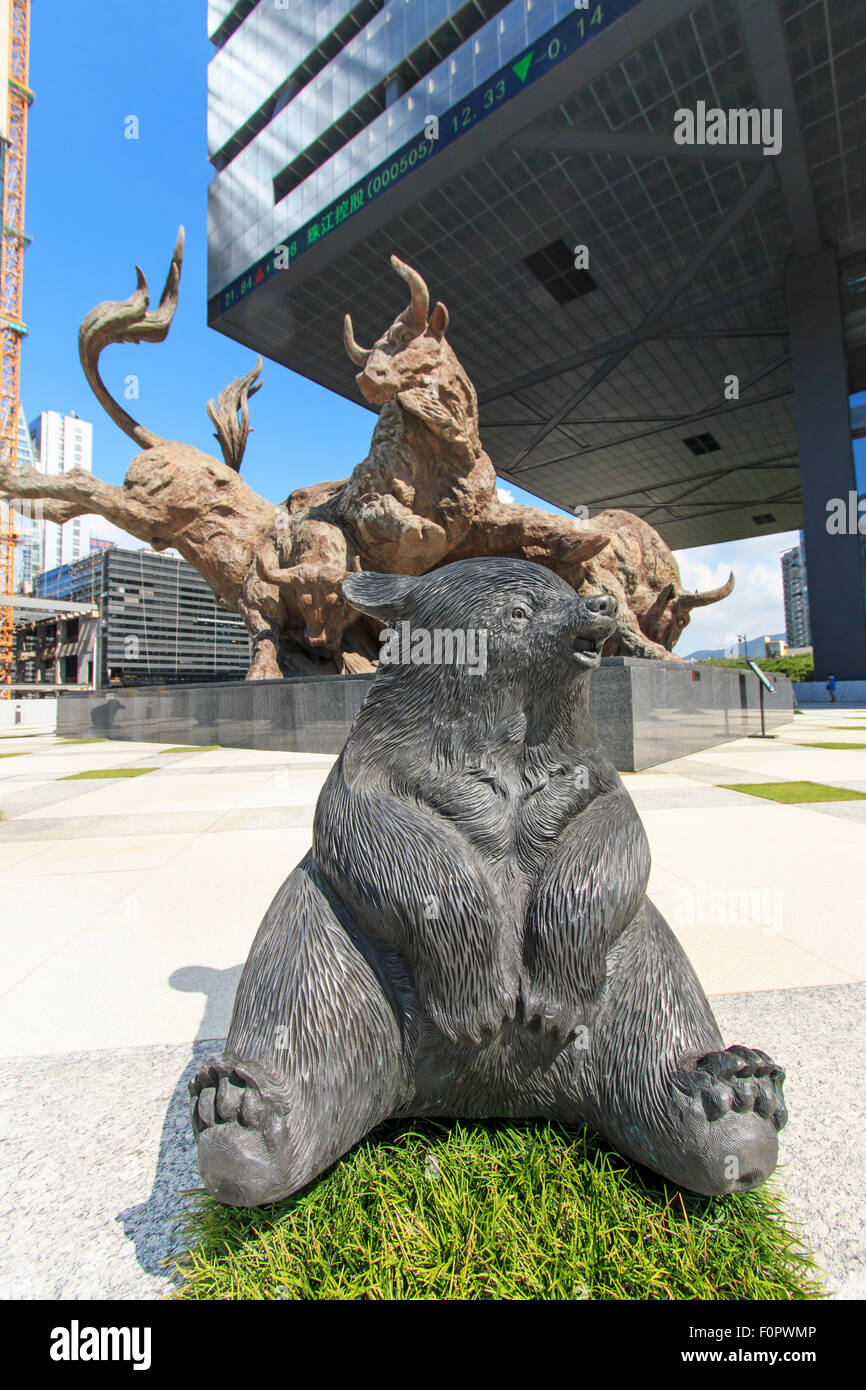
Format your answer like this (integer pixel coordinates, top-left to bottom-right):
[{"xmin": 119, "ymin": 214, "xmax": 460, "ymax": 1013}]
[{"xmin": 341, "ymin": 571, "xmax": 417, "ymax": 623}]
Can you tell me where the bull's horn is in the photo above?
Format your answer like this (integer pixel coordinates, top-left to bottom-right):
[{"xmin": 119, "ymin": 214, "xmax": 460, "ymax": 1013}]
[
  {"xmin": 391, "ymin": 254, "xmax": 429, "ymax": 332},
  {"xmin": 677, "ymin": 571, "xmax": 735, "ymax": 610},
  {"xmin": 343, "ymin": 313, "xmax": 371, "ymax": 366}
]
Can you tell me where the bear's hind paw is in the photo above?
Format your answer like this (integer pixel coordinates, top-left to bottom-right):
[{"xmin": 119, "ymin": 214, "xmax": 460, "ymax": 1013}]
[
  {"xmin": 190, "ymin": 1053, "xmax": 297, "ymax": 1207},
  {"xmin": 673, "ymin": 1044, "xmax": 787, "ymax": 1131}
]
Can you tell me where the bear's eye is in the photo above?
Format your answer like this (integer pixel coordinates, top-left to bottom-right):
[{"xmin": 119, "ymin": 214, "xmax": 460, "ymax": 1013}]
[{"xmin": 511, "ymin": 605, "xmax": 530, "ymax": 621}]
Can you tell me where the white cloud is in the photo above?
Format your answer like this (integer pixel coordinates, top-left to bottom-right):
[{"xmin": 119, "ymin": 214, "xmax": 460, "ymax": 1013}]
[
  {"xmin": 496, "ymin": 486, "xmax": 515, "ymax": 504},
  {"xmin": 88, "ymin": 517, "xmax": 155, "ymax": 552},
  {"xmin": 673, "ymin": 531, "xmax": 799, "ymax": 655}
]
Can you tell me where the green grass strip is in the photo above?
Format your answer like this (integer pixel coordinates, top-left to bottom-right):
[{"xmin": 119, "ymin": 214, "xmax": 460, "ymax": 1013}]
[
  {"xmin": 160, "ymin": 746, "xmax": 221, "ymax": 754},
  {"xmin": 58, "ymin": 767, "xmax": 157, "ymax": 781},
  {"xmin": 170, "ymin": 1120, "xmax": 823, "ymax": 1302},
  {"xmin": 0, "ymin": 751, "xmax": 28, "ymax": 759},
  {"xmin": 57, "ymin": 738, "xmax": 110, "ymax": 744},
  {"xmin": 721, "ymin": 780, "xmax": 866, "ymax": 803},
  {"xmin": 799, "ymin": 742, "xmax": 866, "ymax": 750}
]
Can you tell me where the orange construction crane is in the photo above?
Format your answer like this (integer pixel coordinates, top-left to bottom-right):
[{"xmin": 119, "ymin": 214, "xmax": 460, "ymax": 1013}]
[{"xmin": 0, "ymin": 0, "xmax": 32, "ymax": 695}]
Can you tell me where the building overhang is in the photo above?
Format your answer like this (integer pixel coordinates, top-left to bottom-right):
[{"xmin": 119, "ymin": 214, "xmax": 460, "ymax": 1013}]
[{"xmin": 207, "ymin": 0, "xmax": 866, "ymax": 550}]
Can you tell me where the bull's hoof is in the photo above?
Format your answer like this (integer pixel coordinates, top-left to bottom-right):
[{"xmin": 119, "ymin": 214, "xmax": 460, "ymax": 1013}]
[
  {"xmin": 189, "ymin": 1053, "xmax": 297, "ymax": 1207},
  {"xmin": 245, "ymin": 654, "xmax": 283, "ymax": 681}
]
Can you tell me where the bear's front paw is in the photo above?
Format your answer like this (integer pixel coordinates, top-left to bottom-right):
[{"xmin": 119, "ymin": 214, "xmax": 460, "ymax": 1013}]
[
  {"xmin": 428, "ymin": 984, "xmax": 516, "ymax": 1045},
  {"xmin": 647, "ymin": 1045, "xmax": 789, "ymax": 1195},
  {"xmin": 521, "ymin": 988, "xmax": 583, "ymax": 1045},
  {"xmin": 673, "ymin": 1044, "xmax": 787, "ymax": 1131}
]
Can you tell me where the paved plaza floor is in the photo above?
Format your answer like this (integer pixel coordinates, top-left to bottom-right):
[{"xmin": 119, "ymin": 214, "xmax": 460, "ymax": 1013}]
[{"xmin": 0, "ymin": 705, "xmax": 864, "ymax": 1299}]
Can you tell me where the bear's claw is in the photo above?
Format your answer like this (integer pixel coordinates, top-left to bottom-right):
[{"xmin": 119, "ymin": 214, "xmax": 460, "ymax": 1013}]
[
  {"xmin": 673, "ymin": 1044, "xmax": 788, "ymax": 1131},
  {"xmin": 189, "ymin": 1055, "xmax": 282, "ymax": 1133}
]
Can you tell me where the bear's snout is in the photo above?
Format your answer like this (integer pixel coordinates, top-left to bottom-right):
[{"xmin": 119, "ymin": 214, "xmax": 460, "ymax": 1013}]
[
  {"xmin": 566, "ymin": 592, "xmax": 619, "ymax": 669},
  {"xmin": 584, "ymin": 594, "xmax": 617, "ymax": 620}
]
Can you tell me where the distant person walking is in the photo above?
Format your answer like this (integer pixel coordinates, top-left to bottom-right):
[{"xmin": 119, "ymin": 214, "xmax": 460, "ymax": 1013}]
[{"xmin": 826, "ymin": 673, "xmax": 837, "ymax": 703}]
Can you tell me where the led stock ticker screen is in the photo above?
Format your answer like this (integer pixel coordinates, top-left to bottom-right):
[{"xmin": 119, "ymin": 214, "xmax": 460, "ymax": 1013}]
[{"xmin": 209, "ymin": 0, "xmax": 644, "ymax": 322}]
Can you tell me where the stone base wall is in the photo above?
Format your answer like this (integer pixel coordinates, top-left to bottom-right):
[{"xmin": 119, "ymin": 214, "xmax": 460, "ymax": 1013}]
[
  {"xmin": 591, "ymin": 659, "xmax": 794, "ymax": 770},
  {"xmin": 56, "ymin": 661, "xmax": 795, "ymax": 771}
]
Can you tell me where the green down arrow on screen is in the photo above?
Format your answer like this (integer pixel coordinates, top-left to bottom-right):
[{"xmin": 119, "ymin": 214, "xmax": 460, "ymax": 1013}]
[{"xmin": 512, "ymin": 52, "xmax": 533, "ymax": 83}]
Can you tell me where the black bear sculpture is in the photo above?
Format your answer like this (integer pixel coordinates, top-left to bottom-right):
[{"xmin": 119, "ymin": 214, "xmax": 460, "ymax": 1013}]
[{"xmin": 190, "ymin": 557, "xmax": 787, "ymax": 1206}]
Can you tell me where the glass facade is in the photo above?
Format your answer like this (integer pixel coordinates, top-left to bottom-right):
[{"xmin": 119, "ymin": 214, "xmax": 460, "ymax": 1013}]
[
  {"xmin": 207, "ymin": 0, "xmax": 578, "ymax": 298},
  {"xmin": 34, "ymin": 547, "xmax": 251, "ymax": 684}
]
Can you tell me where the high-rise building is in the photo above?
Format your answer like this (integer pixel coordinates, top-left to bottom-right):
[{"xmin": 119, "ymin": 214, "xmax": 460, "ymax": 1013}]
[
  {"xmin": 12, "ymin": 404, "xmax": 40, "ymax": 589},
  {"xmin": 29, "ymin": 410, "xmax": 92, "ymax": 572},
  {"xmin": 206, "ymin": 0, "xmax": 561, "ymax": 308},
  {"xmin": 781, "ymin": 534, "xmax": 811, "ymax": 649},
  {"xmin": 1, "ymin": 403, "xmax": 40, "ymax": 592}
]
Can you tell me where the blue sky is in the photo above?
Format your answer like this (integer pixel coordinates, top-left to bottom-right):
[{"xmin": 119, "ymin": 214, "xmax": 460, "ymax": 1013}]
[
  {"xmin": 19, "ymin": 1, "xmax": 857, "ymax": 656},
  {"xmin": 23, "ymin": 0, "xmax": 370, "ymax": 508}
]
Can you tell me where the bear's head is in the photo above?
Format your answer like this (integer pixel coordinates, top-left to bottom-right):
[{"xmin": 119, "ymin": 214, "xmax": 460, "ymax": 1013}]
[{"xmin": 342, "ymin": 558, "xmax": 618, "ymax": 704}]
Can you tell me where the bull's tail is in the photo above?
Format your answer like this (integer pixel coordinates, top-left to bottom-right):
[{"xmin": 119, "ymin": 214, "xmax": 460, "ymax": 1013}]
[{"xmin": 77, "ymin": 227, "xmax": 184, "ymax": 450}]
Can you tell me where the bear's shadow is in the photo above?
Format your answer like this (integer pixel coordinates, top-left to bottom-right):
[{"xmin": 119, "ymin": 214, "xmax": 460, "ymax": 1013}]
[{"xmin": 116, "ymin": 964, "xmax": 242, "ymax": 1286}]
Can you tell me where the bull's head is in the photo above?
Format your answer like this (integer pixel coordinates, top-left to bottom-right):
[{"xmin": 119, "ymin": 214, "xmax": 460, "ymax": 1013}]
[
  {"xmin": 343, "ymin": 256, "xmax": 477, "ymax": 448},
  {"xmin": 643, "ymin": 573, "xmax": 736, "ymax": 650}
]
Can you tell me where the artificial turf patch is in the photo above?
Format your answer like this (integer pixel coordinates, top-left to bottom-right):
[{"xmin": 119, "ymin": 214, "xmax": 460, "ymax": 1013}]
[
  {"xmin": 159, "ymin": 746, "xmax": 221, "ymax": 754},
  {"xmin": 171, "ymin": 1120, "xmax": 822, "ymax": 1301},
  {"xmin": 58, "ymin": 767, "xmax": 157, "ymax": 780},
  {"xmin": 721, "ymin": 780, "xmax": 866, "ymax": 803}
]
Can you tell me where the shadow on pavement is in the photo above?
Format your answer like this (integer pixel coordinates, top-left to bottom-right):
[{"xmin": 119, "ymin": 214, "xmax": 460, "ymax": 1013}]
[{"xmin": 116, "ymin": 964, "xmax": 242, "ymax": 1286}]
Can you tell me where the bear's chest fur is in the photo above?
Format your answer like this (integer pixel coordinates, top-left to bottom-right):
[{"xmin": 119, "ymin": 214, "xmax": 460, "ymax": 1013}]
[{"xmin": 414, "ymin": 742, "xmax": 592, "ymax": 895}]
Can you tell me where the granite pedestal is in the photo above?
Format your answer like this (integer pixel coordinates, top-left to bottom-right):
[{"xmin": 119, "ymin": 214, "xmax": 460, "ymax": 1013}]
[
  {"xmin": 55, "ymin": 661, "xmax": 793, "ymax": 770},
  {"xmin": 589, "ymin": 659, "xmax": 794, "ymax": 770}
]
